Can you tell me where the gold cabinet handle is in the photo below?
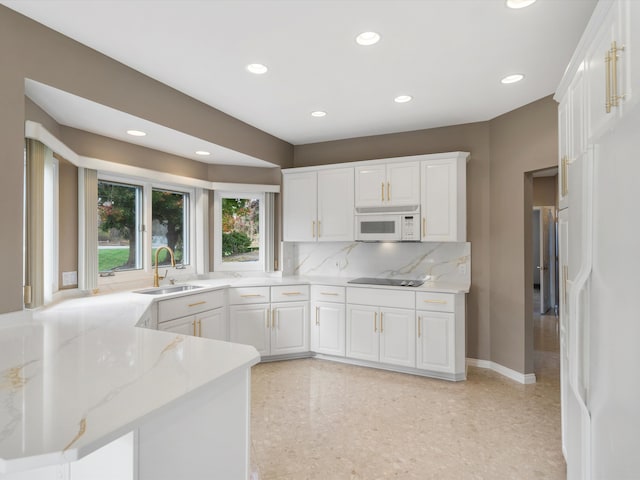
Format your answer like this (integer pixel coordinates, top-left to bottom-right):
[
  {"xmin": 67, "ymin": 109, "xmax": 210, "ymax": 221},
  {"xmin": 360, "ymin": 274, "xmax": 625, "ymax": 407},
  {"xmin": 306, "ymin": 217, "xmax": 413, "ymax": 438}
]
[
  {"xmin": 320, "ymin": 292, "xmax": 339, "ymax": 296},
  {"xmin": 422, "ymin": 217, "xmax": 426, "ymax": 237},
  {"xmin": 315, "ymin": 306, "xmax": 319, "ymax": 326},
  {"xmin": 605, "ymin": 49, "xmax": 612, "ymax": 113},
  {"xmin": 563, "ymin": 265, "xmax": 569, "ymax": 306},
  {"xmin": 188, "ymin": 300, "xmax": 206, "ymax": 307},
  {"xmin": 198, "ymin": 319, "xmax": 202, "ymax": 337},
  {"xmin": 192, "ymin": 320, "xmax": 196, "ymax": 336},
  {"xmin": 611, "ymin": 40, "xmax": 625, "ymax": 108},
  {"xmin": 318, "ymin": 220, "xmax": 321, "ymax": 238},
  {"xmin": 374, "ymin": 312, "xmax": 377, "ymax": 332},
  {"xmin": 380, "ymin": 312, "xmax": 384, "ymax": 333},
  {"xmin": 272, "ymin": 309, "xmax": 277, "ymax": 328},
  {"xmin": 387, "ymin": 182, "xmax": 390, "ymax": 201},
  {"xmin": 561, "ymin": 156, "xmax": 568, "ymax": 197},
  {"xmin": 381, "ymin": 182, "xmax": 384, "ymax": 201},
  {"xmin": 424, "ymin": 299, "xmax": 447, "ymax": 304},
  {"xmin": 266, "ymin": 309, "xmax": 270, "ymax": 328},
  {"xmin": 241, "ymin": 294, "xmax": 263, "ymax": 298},
  {"xmin": 312, "ymin": 220, "xmax": 316, "ymax": 238},
  {"xmin": 282, "ymin": 291, "xmax": 303, "ymax": 296}
]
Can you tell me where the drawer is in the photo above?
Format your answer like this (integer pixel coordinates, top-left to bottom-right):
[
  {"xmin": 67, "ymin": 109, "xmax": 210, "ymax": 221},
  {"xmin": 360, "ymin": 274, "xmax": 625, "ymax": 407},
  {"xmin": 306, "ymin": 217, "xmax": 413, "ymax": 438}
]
[
  {"xmin": 228, "ymin": 286, "xmax": 271, "ymax": 305},
  {"xmin": 310, "ymin": 285, "xmax": 345, "ymax": 303},
  {"xmin": 416, "ymin": 292, "xmax": 455, "ymax": 313},
  {"xmin": 347, "ymin": 287, "xmax": 414, "ymax": 309},
  {"xmin": 158, "ymin": 289, "xmax": 225, "ymax": 323},
  {"xmin": 271, "ymin": 285, "xmax": 310, "ymax": 303}
]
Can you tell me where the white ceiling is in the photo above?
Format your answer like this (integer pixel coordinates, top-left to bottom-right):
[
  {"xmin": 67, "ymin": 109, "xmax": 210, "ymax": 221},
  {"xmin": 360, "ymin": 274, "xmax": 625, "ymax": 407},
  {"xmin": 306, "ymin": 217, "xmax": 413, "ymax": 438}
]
[{"xmin": 5, "ymin": 0, "xmax": 596, "ymax": 151}]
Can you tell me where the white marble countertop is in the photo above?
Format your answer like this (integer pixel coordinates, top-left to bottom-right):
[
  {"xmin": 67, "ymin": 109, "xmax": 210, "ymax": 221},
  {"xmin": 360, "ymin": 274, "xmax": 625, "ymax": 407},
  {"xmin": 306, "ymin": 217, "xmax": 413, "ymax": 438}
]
[{"xmin": 0, "ymin": 293, "xmax": 259, "ymax": 474}]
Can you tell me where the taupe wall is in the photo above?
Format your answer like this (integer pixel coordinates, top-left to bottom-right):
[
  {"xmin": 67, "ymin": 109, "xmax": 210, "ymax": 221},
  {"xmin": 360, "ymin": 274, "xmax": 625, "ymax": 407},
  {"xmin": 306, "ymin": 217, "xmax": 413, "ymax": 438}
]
[
  {"xmin": 489, "ymin": 96, "xmax": 558, "ymax": 374},
  {"xmin": 295, "ymin": 123, "xmax": 492, "ymax": 364},
  {"xmin": 0, "ymin": 5, "xmax": 293, "ymax": 313},
  {"xmin": 533, "ymin": 176, "xmax": 558, "ymax": 207},
  {"xmin": 57, "ymin": 155, "xmax": 78, "ymax": 289}
]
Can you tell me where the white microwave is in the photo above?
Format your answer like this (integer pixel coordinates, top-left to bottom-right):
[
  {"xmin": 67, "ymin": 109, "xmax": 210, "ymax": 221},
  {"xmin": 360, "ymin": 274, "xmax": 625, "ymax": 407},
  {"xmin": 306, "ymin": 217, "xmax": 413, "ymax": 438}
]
[{"xmin": 355, "ymin": 212, "xmax": 420, "ymax": 242}]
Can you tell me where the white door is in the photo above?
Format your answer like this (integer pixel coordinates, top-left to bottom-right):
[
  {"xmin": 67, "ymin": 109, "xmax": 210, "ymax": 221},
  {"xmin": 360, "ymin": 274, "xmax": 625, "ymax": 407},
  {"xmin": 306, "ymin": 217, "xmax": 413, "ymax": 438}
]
[
  {"xmin": 378, "ymin": 308, "xmax": 415, "ymax": 368},
  {"xmin": 317, "ymin": 168, "xmax": 354, "ymax": 242},
  {"xmin": 558, "ymin": 97, "xmax": 570, "ymax": 211},
  {"xmin": 229, "ymin": 304, "xmax": 270, "ymax": 356},
  {"xmin": 416, "ymin": 311, "xmax": 455, "ymax": 373},
  {"xmin": 282, "ymin": 171, "xmax": 317, "ymax": 241},
  {"xmin": 354, "ymin": 164, "xmax": 386, "ymax": 207},
  {"xmin": 159, "ymin": 315, "xmax": 196, "ymax": 336},
  {"xmin": 421, "ymin": 159, "xmax": 457, "ymax": 241},
  {"xmin": 346, "ymin": 305, "xmax": 379, "ymax": 362},
  {"xmin": 198, "ymin": 307, "xmax": 226, "ymax": 341},
  {"xmin": 387, "ymin": 162, "xmax": 420, "ymax": 206},
  {"xmin": 271, "ymin": 302, "xmax": 308, "ymax": 355},
  {"xmin": 311, "ymin": 302, "xmax": 346, "ymax": 356},
  {"xmin": 558, "ymin": 208, "xmax": 569, "ymax": 459}
]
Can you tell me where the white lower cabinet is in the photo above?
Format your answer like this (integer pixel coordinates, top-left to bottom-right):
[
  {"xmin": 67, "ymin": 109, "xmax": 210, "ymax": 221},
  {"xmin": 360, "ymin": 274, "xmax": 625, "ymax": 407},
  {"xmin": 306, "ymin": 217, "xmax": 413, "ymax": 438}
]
[
  {"xmin": 160, "ymin": 307, "xmax": 227, "ymax": 340},
  {"xmin": 346, "ymin": 288, "xmax": 416, "ymax": 369},
  {"xmin": 415, "ymin": 311, "xmax": 454, "ymax": 372},
  {"xmin": 229, "ymin": 285, "xmax": 309, "ymax": 357},
  {"xmin": 311, "ymin": 301, "xmax": 346, "ymax": 356},
  {"xmin": 156, "ymin": 289, "xmax": 227, "ymax": 341}
]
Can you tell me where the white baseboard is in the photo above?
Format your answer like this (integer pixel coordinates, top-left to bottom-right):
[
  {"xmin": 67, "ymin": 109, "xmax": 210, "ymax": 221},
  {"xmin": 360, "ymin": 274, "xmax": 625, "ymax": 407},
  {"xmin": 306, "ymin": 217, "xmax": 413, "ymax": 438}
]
[{"xmin": 467, "ymin": 358, "xmax": 536, "ymax": 384}]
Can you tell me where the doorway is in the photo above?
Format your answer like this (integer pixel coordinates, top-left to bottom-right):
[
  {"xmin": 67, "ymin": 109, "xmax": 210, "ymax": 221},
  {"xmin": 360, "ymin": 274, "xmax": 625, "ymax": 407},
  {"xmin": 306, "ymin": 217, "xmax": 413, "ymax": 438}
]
[{"xmin": 533, "ymin": 206, "xmax": 556, "ymax": 315}]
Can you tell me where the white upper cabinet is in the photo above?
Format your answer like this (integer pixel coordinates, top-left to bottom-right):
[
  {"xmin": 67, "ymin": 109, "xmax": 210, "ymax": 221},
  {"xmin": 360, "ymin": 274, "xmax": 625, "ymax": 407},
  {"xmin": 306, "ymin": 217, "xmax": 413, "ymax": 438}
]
[
  {"xmin": 420, "ymin": 157, "xmax": 466, "ymax": 242},
  {"xmin": 282, "ymin": 171, "xmax": 317, "ymax": 242},
  {"xmin": 283, "ymin": 168, "xmax": 354, "ymax": 242},
  {"xmin": 355, "ymin": 161, "xmax": 419, "ymax": 208},
  {"xmin": 585, "ymin": 0, "xmax": 638, "ymax": 142},
  {"xmin": 317, "ymin": 168, "xmax": 354, "ymax": 242}
]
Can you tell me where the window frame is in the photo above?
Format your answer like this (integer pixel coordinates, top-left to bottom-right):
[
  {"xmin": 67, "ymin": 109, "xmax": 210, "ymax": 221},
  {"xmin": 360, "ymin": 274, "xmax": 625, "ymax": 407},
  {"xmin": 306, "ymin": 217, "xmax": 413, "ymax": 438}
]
[
  {"xmin": 213, "ymin": 190, "xmax": 265, "ymax": 272},
  {"xmin": 97, "ymin": 173, "xmax": 197, "ymax": 283}
]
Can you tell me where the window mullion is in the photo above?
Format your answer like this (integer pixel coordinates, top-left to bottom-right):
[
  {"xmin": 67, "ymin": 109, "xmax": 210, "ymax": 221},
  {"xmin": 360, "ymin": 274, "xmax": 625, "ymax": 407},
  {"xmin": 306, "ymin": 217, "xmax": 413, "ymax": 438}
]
[{"xmin": 142, "ymin": 182, "xmax": 153, "ymax": 272}]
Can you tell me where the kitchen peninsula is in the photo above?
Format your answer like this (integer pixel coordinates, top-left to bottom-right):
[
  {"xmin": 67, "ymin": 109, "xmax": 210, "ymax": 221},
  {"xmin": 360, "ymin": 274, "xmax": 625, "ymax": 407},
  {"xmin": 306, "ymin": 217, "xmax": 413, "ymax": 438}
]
[{"xmin": 0, "ymin": 290, "xmax": 259, "ymax": 480}]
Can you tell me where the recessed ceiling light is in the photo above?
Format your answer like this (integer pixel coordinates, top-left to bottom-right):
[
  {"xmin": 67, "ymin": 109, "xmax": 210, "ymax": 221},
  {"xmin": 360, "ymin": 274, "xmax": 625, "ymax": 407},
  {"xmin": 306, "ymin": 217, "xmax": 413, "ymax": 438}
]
[
  {"xmin": 311, "ymin": 111, "xmax": 327, "ymax": 117},
  {"xmin": 126, "ymin": 130, "xmax": 146, "ymax": 137},
  {"xmin": 246, "ymin": 63, "xmax": 268, "ymax": 74},
  {"xmin": 356, "ymin": 31, "xmax": 381, "ymax": 46},
  {"xmin": 394, "ymin": 95, "xmax": 413, "ymax": 103},
  {"xmin": 501, "ymin": 73, "xmax": 525, "ymax": 84},
  {"xmin": 195, "ymin": 150, "xmax": 211, "ymax": 156},
  {"xmin": 506, "ymin": 0, "xmax": 537, "ymax": 9}
]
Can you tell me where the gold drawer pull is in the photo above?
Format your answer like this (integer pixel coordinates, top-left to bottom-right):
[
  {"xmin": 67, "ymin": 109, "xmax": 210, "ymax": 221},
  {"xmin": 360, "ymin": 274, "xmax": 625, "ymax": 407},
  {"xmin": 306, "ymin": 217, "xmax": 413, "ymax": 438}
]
[
  {"xmin": 381, "ymin": 182, "xmax": 384, "ymax": 201},
  {"xmin": 320, "ymin": 292, "xmax": 339, "ymax": 296},
  {"xmin": 240, "ymin": 294, "xmax": 263, "ymax": 298},
  {"xmin": 423, "ymin": 299, "xmax": 447, "ymax": 304},
  {"xmin": 192, "ymin": 320, "xmax": 196, "ymax": 336},
  {"xmin": 422, "ymin": 217, "xmax": 426, "ymax": 237},
  {"xmin": 198, "ymin": 319, "xmax": 202, "ymax": 337},
  {"xmin": 315, "ymin": 306, "xmax": 319, "ymax": 326},
  {"xmin": 282, "ymin": 291, "xmax": 303, "ymax": 296},
  {"xmin": 380, "ymin": 312, "xmax": 384, "ymax": 333},
  {"xmin": 188, "ymin": 301, "xmax": 206, "ymax": 307},
  {"xmin": 387, "ymin": 182, "xmax": 390, "ymax": 201}
]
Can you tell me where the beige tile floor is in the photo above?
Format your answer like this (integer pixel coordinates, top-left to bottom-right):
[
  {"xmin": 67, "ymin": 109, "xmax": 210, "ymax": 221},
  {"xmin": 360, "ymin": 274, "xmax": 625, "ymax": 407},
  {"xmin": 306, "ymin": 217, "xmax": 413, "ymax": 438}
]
[{"xmin": 250, "ymin": 309, "xmax": 562, "ymax": 480}]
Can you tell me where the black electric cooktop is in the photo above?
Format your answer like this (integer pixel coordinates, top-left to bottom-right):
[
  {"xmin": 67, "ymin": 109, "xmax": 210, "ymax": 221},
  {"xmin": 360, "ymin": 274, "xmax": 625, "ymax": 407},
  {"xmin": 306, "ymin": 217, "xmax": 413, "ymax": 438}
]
[{"xmin": 347, "ymin": 277, "xmax": 425, "ymax": 287}]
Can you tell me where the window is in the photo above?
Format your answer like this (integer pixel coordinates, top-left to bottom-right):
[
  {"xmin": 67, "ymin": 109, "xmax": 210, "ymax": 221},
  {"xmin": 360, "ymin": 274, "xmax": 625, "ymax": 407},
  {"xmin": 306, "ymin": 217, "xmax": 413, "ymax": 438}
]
[
  {"xmin": 98, "ymin": 181, "xmax": 143, "ymax": 272},
  {"xmin": 97, "ymin": 176, "xmax": 194, "ymax": 278},
  {"xmin": 214, "ymin": 191, "xmax": 265, "ymax": 271}
]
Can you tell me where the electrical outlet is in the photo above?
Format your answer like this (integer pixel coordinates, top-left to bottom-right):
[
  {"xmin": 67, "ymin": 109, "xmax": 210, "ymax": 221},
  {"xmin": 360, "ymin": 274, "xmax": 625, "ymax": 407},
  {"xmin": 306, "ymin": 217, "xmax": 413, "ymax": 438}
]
[{"xmin": 62, "ymin": 271, "xmax": 78, "ymax": 286}]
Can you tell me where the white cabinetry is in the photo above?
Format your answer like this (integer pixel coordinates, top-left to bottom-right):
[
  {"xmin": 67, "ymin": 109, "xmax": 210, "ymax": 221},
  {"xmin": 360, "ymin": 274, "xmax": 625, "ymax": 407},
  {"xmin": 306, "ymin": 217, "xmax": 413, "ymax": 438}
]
[
  {"xmin": 156, "ymin": 289, "xmax": 227, "ymax": 341},
  {"xmin": 229, "ymin": 285, "xmax": 309, "ymax": 357},
  {"xmin": 311, "ymin": 285, "xmax": 346, "ymax": 357},
  {"xmin": 346, "ymin": 288, "xmax": 415, "ymax": 368},
  {"xmin": 355, "ymin": 161, "xmax": 419, "ymax": 207},
  {"xmin": 420, "ymin": 156, "xmax": 466, "ymax": 242},
  {"xmin": 283, "ymin": 168, "xmax": 354, "ymax": 242}
]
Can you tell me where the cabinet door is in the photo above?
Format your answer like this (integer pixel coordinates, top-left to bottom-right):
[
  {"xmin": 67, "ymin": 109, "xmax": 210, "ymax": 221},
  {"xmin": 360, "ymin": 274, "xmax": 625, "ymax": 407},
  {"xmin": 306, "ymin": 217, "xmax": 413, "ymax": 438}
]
[
  {"xmin": 379, "ymin": 308, "xmax": 415, "ymax": 368},
  {"xmin": 621, "ymin": 0, "xmax": 640, "ymax": 114},
  {"xmin": 229, "ymin": 304, "xmax": 270, "ymax": 356},
  {"xmin": 416, "ymin": 311, "xmax": 455, "ymax": 373},
  {"xmin": 283, "ymin": 171, "xmax": 317, "ymax": 241},
  {"xmin": 355, "ymin": 164, "xmax": 386, "ymax": 207},
  {"xmin": 159, "ymin": 315, "xmax": 197, "ymax": 336},
  {"xmin": 346, "ymin": 305, "xmax": 379, "ymax": 362},
  {"xmin": 271, "ymin": 302, "xmax": 309, "ymax": 355},
  {"xmin": 387, "ymin": 161, "xmax": 420, "ymax": 206},
  {"xmin": 421, "ymin": 159, "xmax": 459, "ymax": 241},
  {"xmin": 198, "ymin": 307, "xmax": 227, "ymax": 341},
  {"xmin": 586, "ymin": 3, "xmax": 621, "ymax": 141},
  {"xmin": 311, "ymin": 301, "xmax": 346, "ymax": 357},
  {"xmin": 317, "ymin": 168, "xmax": 354, "ymax": 242}
]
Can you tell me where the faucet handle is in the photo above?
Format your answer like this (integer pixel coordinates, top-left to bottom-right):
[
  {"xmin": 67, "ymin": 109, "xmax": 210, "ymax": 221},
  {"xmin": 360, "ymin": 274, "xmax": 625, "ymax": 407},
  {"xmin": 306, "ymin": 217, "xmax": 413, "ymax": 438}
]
[{"xmin": 158, "ymin": 269, "xmax": 168, "ymax": 281}]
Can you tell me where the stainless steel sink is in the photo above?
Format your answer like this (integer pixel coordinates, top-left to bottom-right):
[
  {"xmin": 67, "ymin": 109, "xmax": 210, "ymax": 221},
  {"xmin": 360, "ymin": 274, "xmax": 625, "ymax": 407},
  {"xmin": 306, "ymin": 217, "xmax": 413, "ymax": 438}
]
[{"xmin": 134, "ymin": 284, "xmax": 204, "ymax": 295}]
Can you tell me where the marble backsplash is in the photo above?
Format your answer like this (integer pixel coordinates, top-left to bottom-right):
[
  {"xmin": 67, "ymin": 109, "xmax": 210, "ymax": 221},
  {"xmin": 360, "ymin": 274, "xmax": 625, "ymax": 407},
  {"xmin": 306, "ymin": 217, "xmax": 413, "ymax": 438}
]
[{"xmin": 282, "ymin": 242, "xmax": 471, "ymax": 284}]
